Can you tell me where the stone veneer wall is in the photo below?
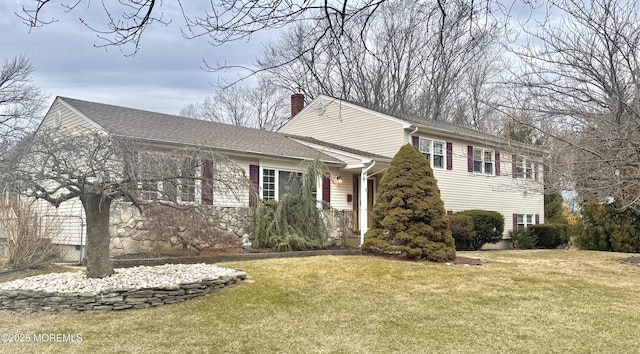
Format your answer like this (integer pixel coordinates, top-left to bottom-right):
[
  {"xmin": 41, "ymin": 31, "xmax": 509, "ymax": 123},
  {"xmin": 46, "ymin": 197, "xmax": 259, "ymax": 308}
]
[
  {"xmin": 109, "ymin": 203, "xmax": 252, "ymax": 256},
  {"xmin": 0, "ymin": 273, "xmax": 246, "ymax": 313},
  {"xmin": 108, "ymin": 203, "xmax": 351, "ymax": 255}
]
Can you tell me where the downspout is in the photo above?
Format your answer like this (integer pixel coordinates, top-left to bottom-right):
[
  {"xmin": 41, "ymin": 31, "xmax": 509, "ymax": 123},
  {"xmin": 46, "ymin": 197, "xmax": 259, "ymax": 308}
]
[
  {"xmin": 409, "ymin": 126, "xmax": 418, "ymax": 141},
  {"xmin": 360, "ymin": 160, "xmax": 376, "ymax": 246}
]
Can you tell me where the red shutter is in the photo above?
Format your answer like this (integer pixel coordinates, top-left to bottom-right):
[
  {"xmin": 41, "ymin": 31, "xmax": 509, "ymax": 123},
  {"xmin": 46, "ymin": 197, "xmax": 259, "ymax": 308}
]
[
  {"xmin": 495, "ymin": 151, "xmax": 501, "ymax": 176},
  {"xmin": 534, "ymin": 163, "xmax": 539, "ymax": 181},
  {"xmin": 412, "ymin": 136, "xmax": 419, "ymax": 146},
  {"xmin": 535, "ymin": 214, "xmax": 540, "ymax": 224},
  {"xmin": 249, "ymin": 164, "xmax": 259, "ymax": 208},
  {"xmin": 512, "ymin": 155, "xmax": 517, "ymax": 178},
  {"xmin": 446, "ymin": 142, "xmax": 453, "ymax": 170},
  {"xmin": 201, "ymin": 160, "xmax": 213, "ymax": 205},
  {"xmin": 322, "ymin": 175, "xmax": 331, "ymax": 204},
  {"xmin": 513, "ymin": 214, "xmax": 518, "ymax": 230},
  {"xmin": 467, "ymin": 146, "xmax": 473, "ymax": 172}
]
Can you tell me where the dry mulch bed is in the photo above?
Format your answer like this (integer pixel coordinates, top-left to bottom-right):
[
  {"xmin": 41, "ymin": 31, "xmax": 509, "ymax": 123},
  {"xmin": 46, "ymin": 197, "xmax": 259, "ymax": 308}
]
[
  {"xmin": 619, "ymin": 256, "xmax": 640, "ymax": 265},
  {"xmin": 450, "ymin": 256, "xmax": 486, "ymax": 266}
]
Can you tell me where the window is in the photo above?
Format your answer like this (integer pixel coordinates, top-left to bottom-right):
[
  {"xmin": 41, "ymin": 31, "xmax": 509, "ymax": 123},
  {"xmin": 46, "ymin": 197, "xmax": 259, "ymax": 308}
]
[
  {"xmin": 419, "ymin": 138, "xmax": 445, "ymax": 169},
  {"xmin": 262, "ymin": 168, "xmax": 310, "ymax": 201},
  {"xmin": 516, "ymin": 214, "xmax": 535, "ymax": 229},
  {"xmin": 178, "ymin": 159, "xmax": 197, "ymax": 203},
  {"xmin": 473, "ymin": 147, "xmax": 494, "ymax": 175},
  {"xmin": 433, "ymin": 142, "xmax": 444, "ymax": 169},
  {"xmin": 141, "ymin": 181, "xmax": 161, "ymax": 201},
  {"xmin": 419, "ymin": 138, "xmax": 431, "ymax": 162},
  {"xmin": 513, "ymin": 155, "xmax": 536, "ymax": 180},
  {"xmin": 278, "ymin": 170, "xmax": 303, "ymax": 198},
  {"xmin": 262, "ymin": 169, "xmax": 276, "ymax": 200},
  {"xmin": 525, "ymin": 160, "xmax": 533, "ymax": 179}
]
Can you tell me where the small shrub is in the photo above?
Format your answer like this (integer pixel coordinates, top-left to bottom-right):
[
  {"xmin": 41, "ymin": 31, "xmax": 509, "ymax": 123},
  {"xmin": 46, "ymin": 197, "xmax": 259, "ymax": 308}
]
[
  {"xmin": 449, "ymin": 213, "xmax": 476, "ymax": 250},
  {"xmin": 529, "ymin": 224, "xmax": 564, "ymax": 249},
  {"xmin": 509, "ymin": 228, "xmax": 537, "ymax": 249},
  {"xmin": 455, "ymin": 210, "xmax": 504, "ymax": 250}
]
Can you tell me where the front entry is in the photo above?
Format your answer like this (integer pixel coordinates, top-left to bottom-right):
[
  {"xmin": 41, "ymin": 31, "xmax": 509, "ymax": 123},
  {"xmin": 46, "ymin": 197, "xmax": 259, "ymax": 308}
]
[{"xmin": 367, "ymin": 178, "xmax": 375, "ymax": 228}]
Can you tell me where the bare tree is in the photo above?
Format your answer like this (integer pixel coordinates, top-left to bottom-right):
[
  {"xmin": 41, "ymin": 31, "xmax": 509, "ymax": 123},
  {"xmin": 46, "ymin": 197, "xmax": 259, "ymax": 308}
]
[
  {"xmin": 181, "ymin": 76, "xmax": 289, "ymax": 130},
  {"xmin": 258, "ymin": 0, "xmax": 507, "ymax": 124},
  {"xmin": 508, "ymin": 0, "xmax": 640, "ymax": 210},
  {"xmin": 7, "ymin": 127, "xmax": 249, "ymax": 278},
  {"xmin": 0, "ymin": 55, "xmax": 46, "ymax": 161}
]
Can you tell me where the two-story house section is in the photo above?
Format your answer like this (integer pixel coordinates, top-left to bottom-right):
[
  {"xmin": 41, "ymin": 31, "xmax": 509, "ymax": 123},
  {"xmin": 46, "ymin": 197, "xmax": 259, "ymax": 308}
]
[{"xmin": 280, "ymin": 95, "xmax": 548, "ymax": 248}]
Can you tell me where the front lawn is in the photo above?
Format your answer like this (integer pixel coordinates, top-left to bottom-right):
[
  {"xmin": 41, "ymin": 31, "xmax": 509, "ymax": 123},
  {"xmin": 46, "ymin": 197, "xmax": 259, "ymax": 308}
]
[{"xmin": 1, "ymin": 250, "xmax": 639, "ymax": 353}]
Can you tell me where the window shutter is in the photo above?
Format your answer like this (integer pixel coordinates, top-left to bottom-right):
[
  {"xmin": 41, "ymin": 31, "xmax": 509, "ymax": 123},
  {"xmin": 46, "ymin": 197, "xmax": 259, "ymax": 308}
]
[
  {"xmin": 535, "ymin": 214, "xmax": 540, "ymax": 224},
  {"xmin": 512, "ymin": 154, "xmax": 517, "ymax": 178},
  {"xmin": 495, "ymin": 151, "xmax": 501, "ymax": 175},
  {"xmin": 513, "ymin": 214, "xmax": 518, "ymax": 230},
  {"xmin": 446, "ymin": 142, "xmax": 453, "ymax": 170},
  {"xmin": 201, "ymin": 160, "xmax": 213, "ymax": 205},
  {"xmin": 322, "ymin": 174, "xmax": 331, "ymax": 204},
  {"xmin": 534, "ymin": 163, "xmax": 539, "ymax": 181},
  {"xmin": 411, "ymin": 136, "xmax": 419, "ymax": 146},
  {"xmin": 249, "ymin": 164, "xmax": 259, "ymax": 208},
  {"xmin": 467, "ymin": 146, "xmax": 473, "ymax": 172}
]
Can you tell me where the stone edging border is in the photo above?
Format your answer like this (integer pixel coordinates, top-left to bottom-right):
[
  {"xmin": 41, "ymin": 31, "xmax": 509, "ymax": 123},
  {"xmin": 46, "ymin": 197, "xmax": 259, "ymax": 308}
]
[
  {"xmin": 0, "ymin": 273, "xmax": 246, "ymax": 313},
  {"xmin": 0, "ymin": 249, "xmax": 360, "ymax": 313}
]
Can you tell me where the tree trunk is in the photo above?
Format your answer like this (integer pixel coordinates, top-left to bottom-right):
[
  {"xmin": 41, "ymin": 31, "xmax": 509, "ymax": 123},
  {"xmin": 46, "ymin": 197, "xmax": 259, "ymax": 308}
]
[{"xmin": 80, "ymin": 193, "xmax": 114, "ymax": 278}]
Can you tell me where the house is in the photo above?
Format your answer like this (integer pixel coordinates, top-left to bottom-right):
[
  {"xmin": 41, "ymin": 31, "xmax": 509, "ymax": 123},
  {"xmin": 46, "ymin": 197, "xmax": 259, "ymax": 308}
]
[
  {"xmin": 280, "ymin": 94, "xmax": 547, "ymax": 248},
  {"xmin": 12, "ymin": 93, "xmax": 545, "ymax": 259}
]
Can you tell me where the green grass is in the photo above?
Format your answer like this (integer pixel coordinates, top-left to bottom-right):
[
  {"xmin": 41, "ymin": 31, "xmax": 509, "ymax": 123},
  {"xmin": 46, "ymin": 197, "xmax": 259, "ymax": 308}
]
[{"xmin": 1, "ymin": 250, "xmax": 640, "ymax": 353}]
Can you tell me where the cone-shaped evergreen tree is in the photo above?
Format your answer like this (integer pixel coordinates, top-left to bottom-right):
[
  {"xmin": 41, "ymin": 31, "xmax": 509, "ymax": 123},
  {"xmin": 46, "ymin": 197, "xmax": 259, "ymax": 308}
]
[{"xmin": 362, "ymin": 144, "xmax": 456, "ymax": 262}]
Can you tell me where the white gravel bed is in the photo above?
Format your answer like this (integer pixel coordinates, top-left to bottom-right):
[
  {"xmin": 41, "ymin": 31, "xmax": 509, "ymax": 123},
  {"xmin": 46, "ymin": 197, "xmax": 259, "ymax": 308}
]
[{"xmin": 0, "ymin": 263, "xmax": 246, "ymax": 294}]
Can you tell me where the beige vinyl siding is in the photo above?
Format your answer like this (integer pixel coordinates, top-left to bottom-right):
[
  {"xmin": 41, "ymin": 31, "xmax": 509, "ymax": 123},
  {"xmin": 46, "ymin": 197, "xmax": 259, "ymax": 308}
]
[
  {"xmin": 326, "ymin": 166, "xmax": 353, "ymax": 211},
  {"xmin": 40, "ymin": 100, "xmax": 96, "ymax": 131},
  {"xmin": 281, "ymin": 96, "xmax": 404, "ymax": 158},
  {"xmin": 212, "ymin": 157, "xmax": 254, "ymax": 208},
  {"xmin": 425, "ymin": 136, "xmax": 545, "ymax": 237}
]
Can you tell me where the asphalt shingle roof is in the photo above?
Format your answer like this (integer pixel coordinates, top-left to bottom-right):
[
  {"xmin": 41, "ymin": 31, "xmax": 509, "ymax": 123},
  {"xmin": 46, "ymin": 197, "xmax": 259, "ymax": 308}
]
[{"xmin": 58, "ymin": 97, "xmax": 343, "ymax": 164}]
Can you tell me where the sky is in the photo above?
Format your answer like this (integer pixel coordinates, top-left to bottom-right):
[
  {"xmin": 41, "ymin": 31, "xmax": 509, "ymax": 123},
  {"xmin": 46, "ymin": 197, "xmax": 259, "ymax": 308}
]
[{"xmin": 1, "ymin": 1, "xmax": 272, "ymax": 116}]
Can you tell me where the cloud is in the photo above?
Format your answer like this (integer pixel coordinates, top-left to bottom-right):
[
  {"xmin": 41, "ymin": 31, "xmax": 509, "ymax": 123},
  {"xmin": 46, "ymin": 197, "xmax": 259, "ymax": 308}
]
[{"xmin": 1, "ymin": 1, "xmax": 269, "ymax": 116}]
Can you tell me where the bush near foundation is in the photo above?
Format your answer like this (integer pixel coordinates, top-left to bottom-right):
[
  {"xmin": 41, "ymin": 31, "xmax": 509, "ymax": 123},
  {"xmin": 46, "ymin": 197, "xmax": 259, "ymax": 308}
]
[
  {"xmin": 454, "ymin": 210, "xmax": 504, "ymax": 250},
  {"xmin": 528, "ymin": 224, "xmax": 564, "ymax": 249},
  {"xmin": 449, "ymin": 213, "xmax": 476, "ymax": 251}
]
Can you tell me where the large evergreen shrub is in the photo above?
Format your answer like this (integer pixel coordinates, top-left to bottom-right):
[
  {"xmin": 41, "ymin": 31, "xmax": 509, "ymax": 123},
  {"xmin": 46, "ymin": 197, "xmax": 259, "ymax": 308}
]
[
  {"xmin": 577, "ymin": 203, "xmax": 640, "ymax": 252},
  {"xmin": 454, "ymin": 210, "xmax": 504, "ymax": 250},
  {"xmin": 362, "ymin": 144, "xmax": 455, "ymax": 262}
]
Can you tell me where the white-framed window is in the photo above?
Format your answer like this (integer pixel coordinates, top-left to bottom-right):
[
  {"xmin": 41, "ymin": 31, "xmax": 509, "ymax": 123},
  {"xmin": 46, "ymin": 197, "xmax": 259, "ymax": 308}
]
[
  {"xmin": 178, "ymin": 159, "xmax": 197, "ymax": 203},
  {"xmin": 473, "ymin": 147, "xmax": 494, "ymax": 175},
  {"xmin": 516, "ymin": 214, "xmax": 535, "ymax": 229},
  {"xmin": 140, "ymin": 181, "xmax": 161, "ymax": 201},
  {"xmin": 262, "ymin": 168, "xmax": 276, "ymax": 200},
  {"xmin": 514, "ymin": 156, "xmax": 536, "ymax": 180},
  {"xmin": 262, "ymin": 168, "xmax": 313, "ymax": 201},
  {"xmin": 419, "ymin": 138, "xmax": 445, "ymax": 169}
]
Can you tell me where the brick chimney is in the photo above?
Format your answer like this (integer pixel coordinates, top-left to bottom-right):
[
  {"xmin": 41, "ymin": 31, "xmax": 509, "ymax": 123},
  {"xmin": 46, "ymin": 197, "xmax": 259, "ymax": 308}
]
[{"xmin": 291, "ymin": 92, "xmax": 305, "ymax": 118}]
